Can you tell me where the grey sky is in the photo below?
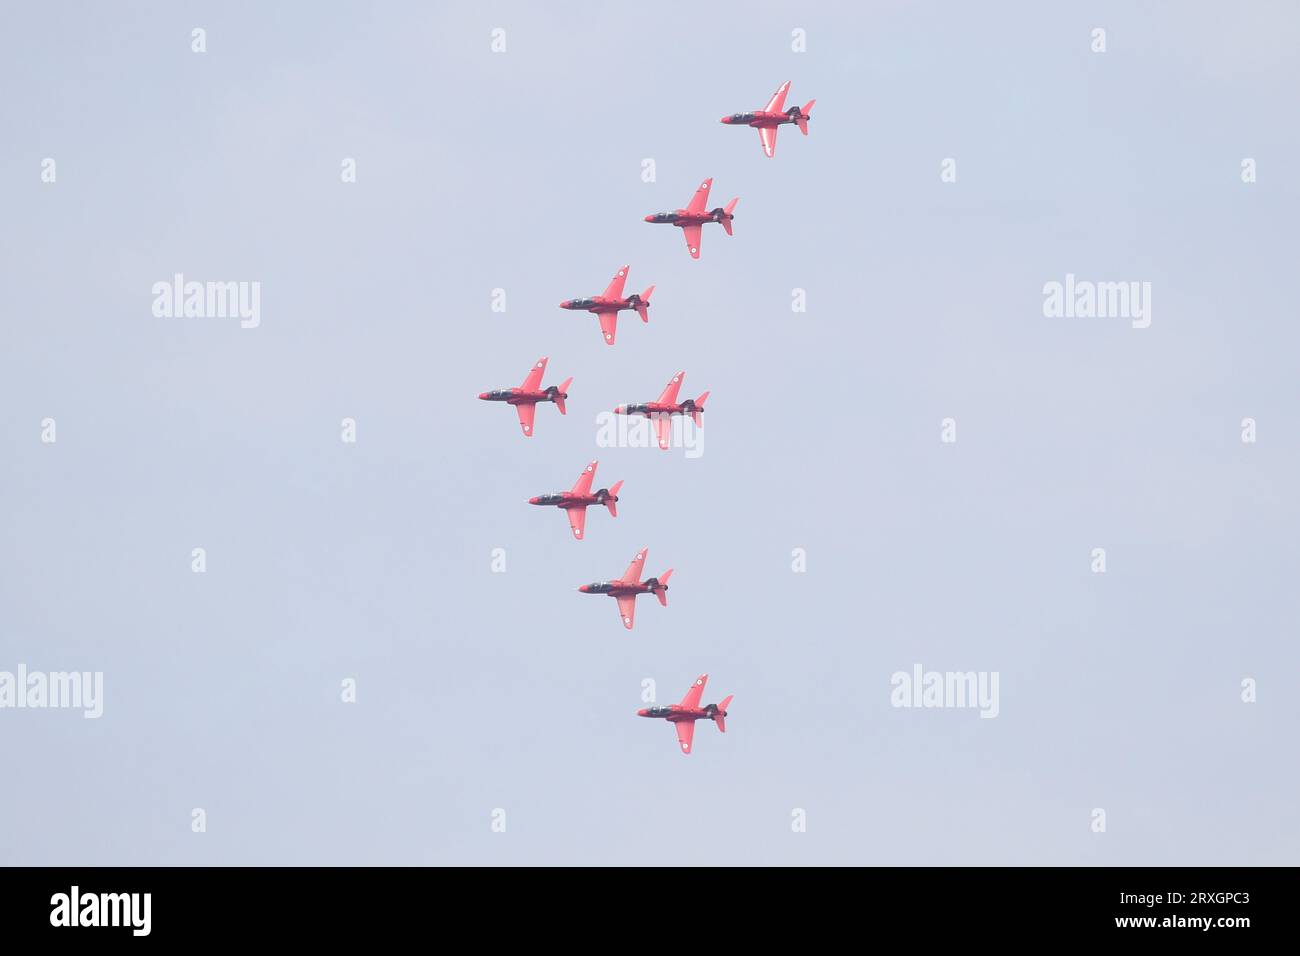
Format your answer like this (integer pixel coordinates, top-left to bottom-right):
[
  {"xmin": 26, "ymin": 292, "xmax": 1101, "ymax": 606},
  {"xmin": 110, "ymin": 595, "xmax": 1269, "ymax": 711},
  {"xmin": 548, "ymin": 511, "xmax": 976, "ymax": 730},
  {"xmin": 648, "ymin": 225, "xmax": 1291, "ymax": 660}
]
[{"xmin": 1, "ymin": 1, "xmax": 1297, "ymax": 865}]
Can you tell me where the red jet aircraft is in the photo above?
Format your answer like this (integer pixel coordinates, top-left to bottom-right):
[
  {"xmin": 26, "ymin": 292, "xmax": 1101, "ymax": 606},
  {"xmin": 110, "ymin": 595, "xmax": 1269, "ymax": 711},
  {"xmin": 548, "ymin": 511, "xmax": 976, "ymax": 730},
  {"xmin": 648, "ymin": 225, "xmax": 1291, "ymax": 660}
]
[
  {"xmin": 578, "ymin": 547, "xmax": 672, "ymax": 630},
  {"xmin": 529, "ymin": 459, "xmax": 623, "ymax": 540},
  {"xmin": 644, "ymin": 178, "xmax": 737, "ymax": 259},
  {"xmin": 477, "ymin": 356, "xmax": 571, "ymax": 437},
  {"xmin": 614, "ymin": 370, "xmax": 708, "ymax": 450},
  {"xmin": 559, "ymin": 265, "xmax": 655, "ymax": 346},
  {"xmin": 720, "ymin": 80, "xmax": 815, "ymax": 158},
  {"xmin": 638, "ymin": 673, "xmax": 732, "ymax": 755}
]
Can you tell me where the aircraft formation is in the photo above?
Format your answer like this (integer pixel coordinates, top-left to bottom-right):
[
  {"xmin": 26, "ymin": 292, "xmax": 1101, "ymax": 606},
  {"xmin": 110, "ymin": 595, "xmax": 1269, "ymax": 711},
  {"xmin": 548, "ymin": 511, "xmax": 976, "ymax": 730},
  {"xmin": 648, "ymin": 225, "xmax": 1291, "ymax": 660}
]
[{"xmin": 480, "ymin": 81, "xmax": 814, "ymax": 753}]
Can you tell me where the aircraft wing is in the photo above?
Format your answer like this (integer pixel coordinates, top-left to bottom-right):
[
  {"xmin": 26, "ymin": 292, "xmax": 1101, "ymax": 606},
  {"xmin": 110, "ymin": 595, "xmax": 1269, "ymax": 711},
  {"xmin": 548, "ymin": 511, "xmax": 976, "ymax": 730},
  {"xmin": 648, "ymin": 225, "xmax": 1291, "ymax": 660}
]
[
  {"xmin": 520, "ymin": 356, "xmax": 547, "ymax": 391},
  {"xmin": 654, "ymin": 413, "xmax": 673, "ymax": 451},
  {"xmin": 678, "ymin": 673, "xmax": 708, "ymax": 709},
  {"xmin": 515, "ymin": 402, "xmax": 536, "ymax": 436},
  {"xmin": 616, "ymin": 594, "xmax": 637, "ymax": 629},
  {"xmin": 759, "ymin": 125, "xmax": 778, "ymax": 158},
  {"xmin": 570, "ymin": 460, "xmax": 597, "ymax": 496},
  {"xmin": 656, "ymin": 372, "xmax": 685, "ymax": 406},
  {"xmin": 685, "ymin": 178, "xmax": 712, "ymax": 213},
  {"xmin": 622, "ymin": 547, "xmax": 648, "ymax": 584},
  {"xmin": 674, "ymin": 719, "xmax": 696, "ymax": 754},
  {"xmin": 566, "ymin": 505, "xmax": 588, "ymax": 540},
  {"xmin": 764, "ymin": 80, "xmax": 792, "ymax": 113},
  {"xmin": 598, "ymin": 310, "xmax": 619, "ymax": 345},
  {"xmin": 602, "ymin": 265, "xmax": 630, "ymax": 299},
  {"xmin": 681, "ymin": 223, "xmax": 703, "ymax": 259}
]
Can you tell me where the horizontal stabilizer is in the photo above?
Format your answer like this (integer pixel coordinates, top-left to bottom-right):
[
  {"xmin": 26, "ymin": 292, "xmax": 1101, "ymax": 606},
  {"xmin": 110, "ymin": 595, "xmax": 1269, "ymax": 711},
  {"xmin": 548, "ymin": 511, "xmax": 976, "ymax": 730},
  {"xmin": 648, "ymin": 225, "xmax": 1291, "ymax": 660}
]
[
  {"xmin": 722, "ymin": 198, "xmax": 738, "ymax": 236},
  {"xmin": 798, "ymin": 100, "xmax": 814, "ymax": 135},
  {"xmin": 692, "ymin": 391, "xmax": 709, "ymax": 428},
  {"xmin": 714, "ymin": 695, "xmax": 732, "ymax": 732},
  {"xmin": 655, "ymin": 568, "xmax": 673, "ymax": 606}
]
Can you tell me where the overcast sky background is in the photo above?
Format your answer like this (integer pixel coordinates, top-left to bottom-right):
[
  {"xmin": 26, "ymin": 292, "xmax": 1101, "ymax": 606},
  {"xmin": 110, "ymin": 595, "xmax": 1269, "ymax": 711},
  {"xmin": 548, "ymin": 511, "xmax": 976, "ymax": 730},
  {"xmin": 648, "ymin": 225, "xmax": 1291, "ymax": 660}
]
[{"xmin": 2, "ymin": 1, "xmax": 1298, "ymax": 865}]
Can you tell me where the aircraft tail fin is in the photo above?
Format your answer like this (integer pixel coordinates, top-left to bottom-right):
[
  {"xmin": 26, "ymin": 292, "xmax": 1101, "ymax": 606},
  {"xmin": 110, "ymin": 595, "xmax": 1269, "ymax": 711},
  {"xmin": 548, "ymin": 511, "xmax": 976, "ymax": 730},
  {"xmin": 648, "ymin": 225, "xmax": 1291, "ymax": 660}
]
[
  {"xmin": 692, "ymin": 391, "xmax": 709, "ymax": 428},
  {"xmin": 654, "ymin": 568, "xmax": 673, "ymax": 606},
  {"xmin": 714, "ymin": 695, "xmax": 733, "ymax": 732},
  {"xmin": 636, "ymin": 285, "xmax": 654, "ymax": 323},
  {"xmin": 554, "ymin": 377, "xmax": 573, "ymax": 414},
  {"xmin": 605, "ymin": 480, "xmax": 622, "ymax": 517},
  {"xmin": 797, "ymin": 100, "xmax": 814, "ymax": 135}
]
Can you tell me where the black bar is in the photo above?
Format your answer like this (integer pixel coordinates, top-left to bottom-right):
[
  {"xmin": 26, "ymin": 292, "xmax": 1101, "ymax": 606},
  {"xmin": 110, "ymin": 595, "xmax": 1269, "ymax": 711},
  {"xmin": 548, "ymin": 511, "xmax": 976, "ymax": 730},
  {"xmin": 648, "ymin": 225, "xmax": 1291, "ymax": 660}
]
[{"xmin": 0, "ymin": 867, "xmax": 1282, "ymax": 941}]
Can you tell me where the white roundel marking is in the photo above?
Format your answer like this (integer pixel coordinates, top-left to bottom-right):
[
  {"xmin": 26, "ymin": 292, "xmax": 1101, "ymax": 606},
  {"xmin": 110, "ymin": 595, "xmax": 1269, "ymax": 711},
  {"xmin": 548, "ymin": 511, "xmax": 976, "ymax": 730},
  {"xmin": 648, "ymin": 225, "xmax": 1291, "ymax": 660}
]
[
  {"xmin": 523, "ymin": 425, "xmax": 530, "ymax": 432},
  {"xmin": 618, "ymin": 271, "xmax": 625, "ymax": 277},
  {"xmin": 586, "ymin": 465, "xmax": 593, "ymax": 472},
  {"xmin": 623, "ymin": 617, "xmax": 631, "ymax": 624},
  {"xmin": 574, "ymin": 529, "xmax": 581, "ymax": 538},
  {"xmin": 696, "ymin": 679, "xmax": 703, "ymax": 685},
  {"xmin": 701, "ymin": 182, "xmax": 708, "ymax": 189},
  {"xmin": 689, "ymin": 247, "xmax": 697, "ymax": 254},
  {"xmin": 672, "ymin": 376, "xmax": 680, "ymax": 383},
  {"xmin": 605, "ymin": 332, "xmax": 612, "ymax": 340},
  {"xmin": 536, "ymin": 361, "xmax": 544, "ymax": 368}
]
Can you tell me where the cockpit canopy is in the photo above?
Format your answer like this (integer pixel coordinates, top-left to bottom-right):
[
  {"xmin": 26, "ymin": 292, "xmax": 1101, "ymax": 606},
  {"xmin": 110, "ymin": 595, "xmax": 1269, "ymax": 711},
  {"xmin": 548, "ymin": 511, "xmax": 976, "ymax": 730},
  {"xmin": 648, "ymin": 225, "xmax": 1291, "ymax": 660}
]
[
  {"xmin": 730, "ymin": 112, "xmax": 756, "ymax": 122},
  {"xmin": 645, "ymin": 705, "xmax": 673, "ymax": 715}
]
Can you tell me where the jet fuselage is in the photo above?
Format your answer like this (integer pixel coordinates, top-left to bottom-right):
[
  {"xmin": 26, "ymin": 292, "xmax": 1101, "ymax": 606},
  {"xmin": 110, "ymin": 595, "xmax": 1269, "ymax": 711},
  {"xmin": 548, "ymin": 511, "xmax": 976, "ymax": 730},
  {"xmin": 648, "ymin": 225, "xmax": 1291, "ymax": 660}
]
[
  {"xmin": 530, "ymin": 489, "xmax": 615, "ymax": 509},
  {"xmin": 478, "ymin": 387, "xmax": 556, "ymax": 406},
  {"xmin": 637, "ymin": 702, "xmax": 726, "ymax": 721},
  {"xmin": 644, "ymin": 209, "xmax": 720, "ymax": 227},
  {"xmin": 614, "ymin": 399, "xmax": 698, "ymax": 417},
  {"xmin": 720, "ymin": 107, "xmax": 802, "ymax": 129},
  {"xmin": 579, "ymin": 578, "xmax": 656, "ymax": 597},
  {"xmin": 559, "ymin": 295, "xmax": 639, "ymax": 313}
]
